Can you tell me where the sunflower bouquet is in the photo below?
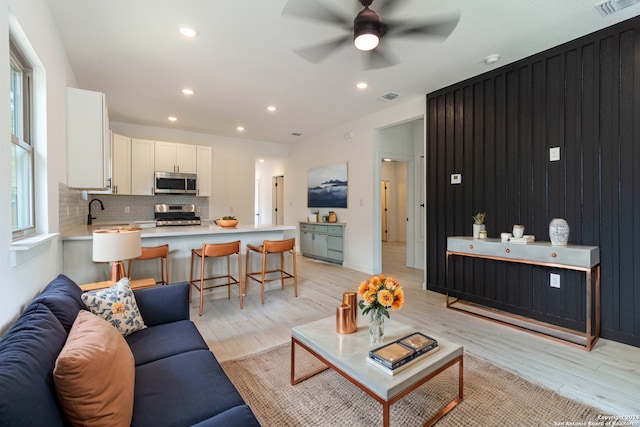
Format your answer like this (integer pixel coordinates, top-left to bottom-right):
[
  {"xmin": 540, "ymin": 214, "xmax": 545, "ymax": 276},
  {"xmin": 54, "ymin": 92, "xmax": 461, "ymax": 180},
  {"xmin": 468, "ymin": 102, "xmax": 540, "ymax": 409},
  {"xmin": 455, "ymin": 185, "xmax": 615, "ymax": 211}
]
[{"xmin": 357, "ymin": 274, "xmax": 404, "ymax": 318}]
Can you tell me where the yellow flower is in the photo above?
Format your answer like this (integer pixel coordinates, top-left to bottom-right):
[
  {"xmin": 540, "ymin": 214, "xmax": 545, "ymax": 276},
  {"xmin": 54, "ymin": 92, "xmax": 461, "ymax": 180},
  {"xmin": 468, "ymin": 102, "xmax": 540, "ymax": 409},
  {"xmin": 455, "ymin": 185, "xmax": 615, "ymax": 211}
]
[
  {"xmin": 112, "ymin": 302, "xmax": 125, "ymax": 315},
  {"xmin": 363, "ymin": 290, "xmax": 376, "ymax": 305},
  {"xmin": 377, "ymin": 289, "xmax": 394, "ymax": 307},
  {"xmin": 385, "ymin": 277, "xmax": 397, "ymax": 290},
  {"xmin": 392, "ymin": 288, "xmax": 404, "ymax": 310},
  {"xmin": 358, "ymin": 280, "xmax": 369, "ymax": 295}
]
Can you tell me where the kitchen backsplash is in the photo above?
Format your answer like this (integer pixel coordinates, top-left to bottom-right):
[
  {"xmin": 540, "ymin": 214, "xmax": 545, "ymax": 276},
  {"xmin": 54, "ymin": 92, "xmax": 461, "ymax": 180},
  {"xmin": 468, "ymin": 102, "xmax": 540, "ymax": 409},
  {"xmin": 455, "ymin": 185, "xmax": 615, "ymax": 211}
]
[{"xmin": 59, "ymin": 183, "xmax": 209, "ymax": 232}]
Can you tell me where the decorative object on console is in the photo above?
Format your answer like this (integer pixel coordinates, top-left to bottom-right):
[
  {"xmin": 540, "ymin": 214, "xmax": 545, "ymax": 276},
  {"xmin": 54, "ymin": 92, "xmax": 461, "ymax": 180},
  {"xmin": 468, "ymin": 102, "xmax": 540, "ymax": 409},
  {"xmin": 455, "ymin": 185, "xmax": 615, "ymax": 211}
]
[
  {"xmin": 478, "ymin": 230, "xmax": 488, "ymax": 239},
  {"xmin": 215, "ymin": 216, "xmax": 238, "ymax": 228},
  {"xmin": 549, "ymin": 218, "xmax": 570, "ymax": 246},
  {"xmin": 328, "ymin": 211, "xmax": 337, "ymax": 223},
  {"xmin": 92, "ymin": 228, "xmax": 142, "ymax": 282},
  {"xmin": 358, "ymin": 275, "xmax": 404, "ymax": 344},
  {"xmin": 512, "ymin": 224, "xmax": 525, "ymax": 238},
  {"xmin": 472, "ymin": 212, "xmax": 486, "ymax": 239}
]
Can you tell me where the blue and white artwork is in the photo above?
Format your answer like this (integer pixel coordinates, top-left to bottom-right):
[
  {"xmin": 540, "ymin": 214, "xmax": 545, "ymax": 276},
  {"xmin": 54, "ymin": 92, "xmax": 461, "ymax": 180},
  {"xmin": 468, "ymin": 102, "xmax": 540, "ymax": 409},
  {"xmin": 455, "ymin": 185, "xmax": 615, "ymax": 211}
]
[{"xmin": 307, "ymin": 163, "xmax": 348, "ymax": 208}]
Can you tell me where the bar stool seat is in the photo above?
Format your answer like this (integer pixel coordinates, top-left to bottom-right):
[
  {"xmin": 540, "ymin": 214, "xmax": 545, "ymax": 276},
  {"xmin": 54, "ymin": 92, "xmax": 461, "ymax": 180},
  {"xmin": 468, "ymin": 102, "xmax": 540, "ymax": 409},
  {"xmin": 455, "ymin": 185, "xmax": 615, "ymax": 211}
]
[
  {"xmin": 127, "ymin": 244, "xmax": 169, "ymax": 286},
  {"xmin": 190, "ymin": 240, "xmax": 243, "ymax": 316},
  {"xmin": 245, "ymin": 238, "xmax": 297, "ymax": 304}
]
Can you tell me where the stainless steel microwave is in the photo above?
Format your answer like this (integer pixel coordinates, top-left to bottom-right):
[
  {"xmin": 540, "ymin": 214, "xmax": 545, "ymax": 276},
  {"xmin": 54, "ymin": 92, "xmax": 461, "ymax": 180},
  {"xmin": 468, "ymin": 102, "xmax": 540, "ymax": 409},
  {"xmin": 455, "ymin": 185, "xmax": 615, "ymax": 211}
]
[{"xmin": 154, "ymin": 171, "xmax": 197, "ymax": 195}]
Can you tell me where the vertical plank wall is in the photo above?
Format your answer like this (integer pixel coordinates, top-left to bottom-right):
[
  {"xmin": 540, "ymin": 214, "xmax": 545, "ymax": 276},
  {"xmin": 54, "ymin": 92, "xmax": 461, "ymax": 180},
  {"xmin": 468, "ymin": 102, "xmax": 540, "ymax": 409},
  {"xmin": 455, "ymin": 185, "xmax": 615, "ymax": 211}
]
[{"xmin": 426, "ymin": 17, "xmax": 640, "ymax": 347}]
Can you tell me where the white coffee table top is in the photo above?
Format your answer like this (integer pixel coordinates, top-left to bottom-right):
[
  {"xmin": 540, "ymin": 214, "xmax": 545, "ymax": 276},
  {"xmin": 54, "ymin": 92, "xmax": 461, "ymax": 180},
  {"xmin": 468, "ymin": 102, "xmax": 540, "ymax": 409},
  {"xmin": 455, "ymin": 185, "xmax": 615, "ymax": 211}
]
[{"xmin": 292, "ymin": 314, "xmax": 464, "ymax": 400}]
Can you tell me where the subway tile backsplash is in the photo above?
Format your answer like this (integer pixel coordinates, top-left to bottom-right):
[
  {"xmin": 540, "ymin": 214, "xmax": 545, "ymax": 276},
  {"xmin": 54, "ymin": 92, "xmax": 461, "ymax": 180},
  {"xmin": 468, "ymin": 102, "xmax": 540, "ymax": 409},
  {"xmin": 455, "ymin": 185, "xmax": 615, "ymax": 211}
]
[{"xmin": 59, "ymin": 182, "xmax": 209, "ymax": 232}]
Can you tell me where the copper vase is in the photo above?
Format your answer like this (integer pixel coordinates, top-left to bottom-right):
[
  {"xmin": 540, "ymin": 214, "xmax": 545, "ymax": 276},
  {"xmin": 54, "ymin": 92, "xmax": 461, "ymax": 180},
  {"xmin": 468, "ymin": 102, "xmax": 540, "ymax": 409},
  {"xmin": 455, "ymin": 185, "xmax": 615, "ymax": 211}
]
[
  {"xmin": 336, "ymin": 304, "xmax": 355, "ymax": 334},
  {"xmin": 342, "ymin": 292, "xmax": 358, "ymax": 330}
]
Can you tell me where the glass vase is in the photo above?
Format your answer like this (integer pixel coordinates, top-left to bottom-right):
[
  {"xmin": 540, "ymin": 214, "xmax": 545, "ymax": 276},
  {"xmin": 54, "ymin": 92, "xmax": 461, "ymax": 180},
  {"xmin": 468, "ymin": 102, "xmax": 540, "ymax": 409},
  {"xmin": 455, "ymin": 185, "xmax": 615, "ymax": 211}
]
[{"xmin": 369, "ymin": 309, "xmax": 385, "ymax": 344}]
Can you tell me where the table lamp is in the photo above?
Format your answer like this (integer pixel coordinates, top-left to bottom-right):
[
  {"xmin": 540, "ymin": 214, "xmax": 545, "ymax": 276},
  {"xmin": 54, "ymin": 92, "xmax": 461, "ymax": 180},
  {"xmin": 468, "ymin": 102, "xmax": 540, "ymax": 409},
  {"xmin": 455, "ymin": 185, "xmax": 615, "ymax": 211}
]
[{"xmin": 92, "ymin": 228, "xmax": 142, "ymax": 282}]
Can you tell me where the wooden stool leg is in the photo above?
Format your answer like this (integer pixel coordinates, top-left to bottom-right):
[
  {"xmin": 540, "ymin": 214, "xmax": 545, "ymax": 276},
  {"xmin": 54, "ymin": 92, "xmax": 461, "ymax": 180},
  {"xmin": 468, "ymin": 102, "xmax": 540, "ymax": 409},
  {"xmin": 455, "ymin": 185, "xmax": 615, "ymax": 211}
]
[
  {"xmin": 261, "ymin": 251, "xmax": 267, "ymax": 304},
  {"xmin": 238, "ymin": 252, "xmax": 243, "ymax": 309},
  {"xmin": 199, "ymin": 253, "xmax": 205, "ymax": 316},
  {"xmin": 292, "ymin": 250, "xmax": 298, "ymax": 297},
  {"xmin": 226, "ymin": 255, "xmax": 231, "ymax": 300},
  {"xmin": 245, "ymin": 248, "xmax": 250, "ymax": 295}
]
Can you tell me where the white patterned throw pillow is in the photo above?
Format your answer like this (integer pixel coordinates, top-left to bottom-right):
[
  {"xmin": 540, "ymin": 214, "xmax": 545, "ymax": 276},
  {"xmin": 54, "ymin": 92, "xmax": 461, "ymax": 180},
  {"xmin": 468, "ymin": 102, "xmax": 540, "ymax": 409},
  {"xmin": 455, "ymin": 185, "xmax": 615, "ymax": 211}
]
[{"xmin": 81, "ymin": 277, "xmax": 146, "ymax": 336}]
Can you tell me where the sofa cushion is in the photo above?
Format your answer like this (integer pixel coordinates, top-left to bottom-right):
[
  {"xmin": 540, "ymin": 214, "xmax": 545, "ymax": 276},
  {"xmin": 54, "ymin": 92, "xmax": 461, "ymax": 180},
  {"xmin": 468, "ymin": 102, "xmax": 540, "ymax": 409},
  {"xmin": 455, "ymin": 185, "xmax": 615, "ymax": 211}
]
[
  {"xmin": 133, "ymin": 282, "xmax": 190, "ymax": 327},
  {"xmin": 81, "ymin": 277, "xmax": 146, "ymax": 336},
  {"xmin": 31, "ymin": 273, "xmax": 86, "ymax": 332},
  {"xmin": 53, "ymin": 310, "xmax": 135, "ymax": 427},
  {"xmin": 0, "ymin": 303, "xmax": 67, "ymax": 427},
  {"xmin": 126, "ymin": 320, "xmax": 208, "ymax": 366},
  {"xmin": 131, "ymin": 350, "xmax": 246, "ymax": 427},
  {"xmin": 190, "ymin": 405, "xmax": 261, "ymax": 427}
]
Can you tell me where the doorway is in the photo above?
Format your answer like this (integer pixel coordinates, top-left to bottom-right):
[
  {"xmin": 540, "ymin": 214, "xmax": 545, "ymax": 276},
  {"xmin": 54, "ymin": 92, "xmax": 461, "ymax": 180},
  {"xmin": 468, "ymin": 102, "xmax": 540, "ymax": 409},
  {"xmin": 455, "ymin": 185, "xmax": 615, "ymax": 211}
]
[
  {"xmin": 381, "ymin": 161, "xmax": 408, "ymax": 264},
  {"xmin": 272, "ymin": 175, "xmax": 284, "ymax": 225}
]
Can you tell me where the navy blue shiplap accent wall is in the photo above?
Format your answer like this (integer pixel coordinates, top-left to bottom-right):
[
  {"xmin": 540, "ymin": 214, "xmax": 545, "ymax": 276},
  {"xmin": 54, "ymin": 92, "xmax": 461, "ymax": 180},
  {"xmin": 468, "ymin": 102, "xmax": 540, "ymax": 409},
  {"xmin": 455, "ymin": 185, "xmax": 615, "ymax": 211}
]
[{"xmin": 426, "ymin": 17, "xmax": 640, "ymax": 347}]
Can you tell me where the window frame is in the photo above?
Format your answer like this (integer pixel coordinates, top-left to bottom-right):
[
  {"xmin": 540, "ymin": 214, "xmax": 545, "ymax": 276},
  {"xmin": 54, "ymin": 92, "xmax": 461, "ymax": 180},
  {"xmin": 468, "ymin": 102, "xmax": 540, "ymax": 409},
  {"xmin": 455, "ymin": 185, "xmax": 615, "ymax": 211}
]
[{"xmin": 10, "ymin": 38, "xmax": 36, "ymax": 240}]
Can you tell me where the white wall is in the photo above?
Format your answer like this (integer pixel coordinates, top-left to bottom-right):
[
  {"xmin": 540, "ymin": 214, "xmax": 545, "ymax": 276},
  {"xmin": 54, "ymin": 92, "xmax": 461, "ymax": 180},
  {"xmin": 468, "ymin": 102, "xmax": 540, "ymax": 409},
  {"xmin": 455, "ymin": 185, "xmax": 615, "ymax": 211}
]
[
  {"xmin": 0, "ymin": 0, "xmax": 77, "ymax": 332},
  {"xmin": 285, "ymin": 96, "xmax": 424, "ymax": 274},
  {"xmin": 111, "ymin": 122, "xmax": 289, "ymax": 226}
]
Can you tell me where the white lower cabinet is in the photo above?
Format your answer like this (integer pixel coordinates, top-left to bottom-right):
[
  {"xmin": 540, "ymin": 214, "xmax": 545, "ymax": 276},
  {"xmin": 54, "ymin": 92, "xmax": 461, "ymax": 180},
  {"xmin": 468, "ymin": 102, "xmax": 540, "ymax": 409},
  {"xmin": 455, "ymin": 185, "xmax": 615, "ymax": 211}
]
[{"xmin": 300, "ymin": 222, "xmax": 345, "ymax": 264}]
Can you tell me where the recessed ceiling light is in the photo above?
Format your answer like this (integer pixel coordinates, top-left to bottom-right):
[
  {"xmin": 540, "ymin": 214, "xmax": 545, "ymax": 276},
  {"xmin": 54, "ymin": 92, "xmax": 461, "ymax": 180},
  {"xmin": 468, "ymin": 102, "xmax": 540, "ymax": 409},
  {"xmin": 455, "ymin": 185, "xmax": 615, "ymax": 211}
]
[
  {"xmin": 383, "ymin": 158, "xmax": 392, "ymax": 162},
  {"xmin": 266, "ymin": 105, "xmax": 277, "ymax": 112},
  {"xmin": 178, "ymin": 25, "xmax": 199, "ymax": 38},
  {"xmin": 258, "ymin": 159, "xmax": 265, "ymax": 163},
  {"xmin": 168, "ymin": 116, "xmax": 177, "ymax": 122},
  {"xmin": 237, "ymin": 126, "xmax": 245, "ymax": 132},
  {"xmin": 356, "ymin": 82, "xmax": 368, "ymax": 89},
  {"xmin": 182, "ymin": 88, "xmax": 194, "ymax": 95},
  {"xmin": 484, "ymin": 54, "xmax": 500, "ymax": 64}
]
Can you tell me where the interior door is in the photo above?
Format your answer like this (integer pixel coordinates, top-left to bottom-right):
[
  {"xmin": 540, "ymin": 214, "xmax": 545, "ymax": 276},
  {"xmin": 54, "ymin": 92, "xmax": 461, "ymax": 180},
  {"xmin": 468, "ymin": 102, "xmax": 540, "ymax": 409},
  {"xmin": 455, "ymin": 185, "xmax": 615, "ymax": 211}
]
[{"xmin": 272, "ymin": 176, "xmax": 284, "ymax": 225}]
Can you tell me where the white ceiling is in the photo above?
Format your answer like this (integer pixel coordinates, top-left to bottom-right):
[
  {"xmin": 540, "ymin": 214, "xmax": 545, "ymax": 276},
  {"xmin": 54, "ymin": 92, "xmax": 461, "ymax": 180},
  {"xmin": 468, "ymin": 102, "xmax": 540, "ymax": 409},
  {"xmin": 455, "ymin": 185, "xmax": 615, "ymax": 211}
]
[{"xmin": 46, "ymin": 0, "xmax": 640, "ymax": 144}]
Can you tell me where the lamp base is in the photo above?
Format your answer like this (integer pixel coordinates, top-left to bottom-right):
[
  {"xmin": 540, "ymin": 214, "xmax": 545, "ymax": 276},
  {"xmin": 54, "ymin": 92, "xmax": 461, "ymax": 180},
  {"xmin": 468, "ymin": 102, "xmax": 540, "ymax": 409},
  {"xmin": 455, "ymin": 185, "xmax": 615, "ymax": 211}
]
[{"xmin": 109, "ymin": 261, "xmax": 127, "ymax": 283}]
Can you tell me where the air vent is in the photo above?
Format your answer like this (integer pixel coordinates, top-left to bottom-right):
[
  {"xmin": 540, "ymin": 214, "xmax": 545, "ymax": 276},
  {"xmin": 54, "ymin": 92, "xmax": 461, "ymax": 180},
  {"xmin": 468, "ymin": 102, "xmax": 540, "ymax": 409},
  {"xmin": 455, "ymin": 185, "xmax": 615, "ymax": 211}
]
[
  {"xmin": 291, "ymin": 132, "xmax": 303, "ymax": 137},
  {"xmin": 594, "ymin": 0, "xmax": 640, "ymax": 16},
  {"xmin": 377, "ymin": 92, "xmax": 400, "ymax": 102}
]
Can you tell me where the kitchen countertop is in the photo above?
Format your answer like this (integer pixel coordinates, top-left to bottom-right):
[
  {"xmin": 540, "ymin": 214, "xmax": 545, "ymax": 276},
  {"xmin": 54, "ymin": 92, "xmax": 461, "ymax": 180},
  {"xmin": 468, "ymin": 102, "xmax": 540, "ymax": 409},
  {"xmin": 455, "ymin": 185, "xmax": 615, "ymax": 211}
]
[{"xmin": 61, "ymin": 223, "xmax": 297, "ymax": 241}]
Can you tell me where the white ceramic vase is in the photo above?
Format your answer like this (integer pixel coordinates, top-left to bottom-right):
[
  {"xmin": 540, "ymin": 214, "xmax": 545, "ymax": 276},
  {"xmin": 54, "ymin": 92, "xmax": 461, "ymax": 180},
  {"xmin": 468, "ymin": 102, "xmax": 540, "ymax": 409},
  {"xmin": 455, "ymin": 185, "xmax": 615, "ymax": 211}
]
[
  {"xmin": 549, "ymin": 218, "xmax": 570, "ymax": 246},
  {"xmin": 473, "ymin": 224, "xmax": 486, "ymax": 239}
]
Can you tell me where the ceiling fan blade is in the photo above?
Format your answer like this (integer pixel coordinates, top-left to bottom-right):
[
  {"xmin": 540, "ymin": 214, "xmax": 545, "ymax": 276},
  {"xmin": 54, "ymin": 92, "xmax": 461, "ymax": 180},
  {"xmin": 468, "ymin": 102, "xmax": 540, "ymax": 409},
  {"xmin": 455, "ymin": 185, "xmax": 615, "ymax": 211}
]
[
  {"xmin": 293, "ymin": 35, "xmax": 352, "ymax": 63},
  {"xmin": 374, "ymin": 0, "xmax": 411, "ymax": 16},
  {"xmin": 282, "ymin": 0, "xmax": 351, "ymax": 28},
  {"xmin": 386, "ymin": 14, "xmax": 460, "ymax": 39},
  {"xmin": 363, "ymin": 45, "xmax": 399, "ymax": 70}
]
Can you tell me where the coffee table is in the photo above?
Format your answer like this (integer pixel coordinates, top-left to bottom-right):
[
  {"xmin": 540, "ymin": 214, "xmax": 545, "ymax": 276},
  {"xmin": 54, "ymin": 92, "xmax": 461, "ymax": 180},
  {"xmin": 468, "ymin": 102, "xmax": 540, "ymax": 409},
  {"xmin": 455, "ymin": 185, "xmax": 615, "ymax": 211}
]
[{"xmin": 291, "ymin": 316, "xmax": 463, "ymax": 427}]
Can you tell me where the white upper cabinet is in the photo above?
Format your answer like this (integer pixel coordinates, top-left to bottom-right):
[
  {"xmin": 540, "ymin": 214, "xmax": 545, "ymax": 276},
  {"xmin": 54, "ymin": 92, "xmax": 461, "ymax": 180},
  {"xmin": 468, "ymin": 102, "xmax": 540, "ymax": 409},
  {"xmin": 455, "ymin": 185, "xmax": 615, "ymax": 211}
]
[
  {"xmin": 111, "ymin": 133, "xmax": 131, "ymax": 195},
  {"xmin": 155, "ymin": 141, "xmax": 196, "ymax": 174},
  {"xmin": 131, "ymin": 138, "xmax": 155, "ymax": 196},
  {"xmin": 66, "ymin": 87, "xmax": 110, "ymax": 189},
  {"xmin": 196, "ymin": 145, "xmax": 212, "ymax": 197}
]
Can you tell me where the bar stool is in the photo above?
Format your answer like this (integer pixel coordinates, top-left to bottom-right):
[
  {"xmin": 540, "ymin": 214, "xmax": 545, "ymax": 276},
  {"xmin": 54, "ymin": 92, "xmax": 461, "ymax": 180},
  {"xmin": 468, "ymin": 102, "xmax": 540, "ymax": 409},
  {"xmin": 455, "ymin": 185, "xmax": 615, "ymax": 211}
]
[
  {"xmin": 127, "ymin": 244, "xmax": 169, "ymax": 286},
  {"xmin": 245, "ymin": 238, "xmax": 297, "ymax": 304},
  {"xmin": 189, "ymin": 240, "xmax": 243, "ymax": 316}
]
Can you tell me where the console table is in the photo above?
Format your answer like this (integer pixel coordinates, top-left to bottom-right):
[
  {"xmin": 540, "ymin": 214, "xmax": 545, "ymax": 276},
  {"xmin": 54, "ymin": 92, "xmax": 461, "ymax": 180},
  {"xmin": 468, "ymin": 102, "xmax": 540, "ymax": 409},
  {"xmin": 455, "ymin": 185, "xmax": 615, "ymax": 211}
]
[{"xmin": 445, "ymin": 236, "xmax": 600, "ymax": 351}]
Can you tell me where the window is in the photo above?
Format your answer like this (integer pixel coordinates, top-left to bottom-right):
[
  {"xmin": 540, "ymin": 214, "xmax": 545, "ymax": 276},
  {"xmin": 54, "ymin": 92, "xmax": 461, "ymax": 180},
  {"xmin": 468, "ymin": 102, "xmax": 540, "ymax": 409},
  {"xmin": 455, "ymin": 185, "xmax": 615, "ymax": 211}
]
[{"xmin": 10, "ymin": 40, "xmax": 35, "ymax": 239}]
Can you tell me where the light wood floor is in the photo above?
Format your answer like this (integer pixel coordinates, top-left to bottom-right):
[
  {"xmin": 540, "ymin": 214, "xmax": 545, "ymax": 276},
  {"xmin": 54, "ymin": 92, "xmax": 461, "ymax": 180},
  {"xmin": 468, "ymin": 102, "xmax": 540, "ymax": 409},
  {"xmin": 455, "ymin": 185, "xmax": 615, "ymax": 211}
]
[{"xmin": 190, "ymin": 241, "xmax": 640, "ymax": 417}]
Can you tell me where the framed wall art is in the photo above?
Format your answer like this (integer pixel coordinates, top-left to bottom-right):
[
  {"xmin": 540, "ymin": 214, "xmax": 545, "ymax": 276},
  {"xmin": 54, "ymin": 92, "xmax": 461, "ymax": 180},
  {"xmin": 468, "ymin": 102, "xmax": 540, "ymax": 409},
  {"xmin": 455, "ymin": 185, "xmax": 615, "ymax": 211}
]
[{"xmin": 307, "ymin": 162, "xmax": 348, "ymax": 208}]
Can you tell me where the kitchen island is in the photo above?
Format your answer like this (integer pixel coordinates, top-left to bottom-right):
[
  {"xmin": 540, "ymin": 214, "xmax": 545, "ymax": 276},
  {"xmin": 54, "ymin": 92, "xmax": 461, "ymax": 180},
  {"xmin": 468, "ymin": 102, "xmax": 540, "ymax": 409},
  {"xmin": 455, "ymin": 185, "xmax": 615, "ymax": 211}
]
[{"xmin": 62, "ymin": 223, "xmax": 296, "ymax": 285}]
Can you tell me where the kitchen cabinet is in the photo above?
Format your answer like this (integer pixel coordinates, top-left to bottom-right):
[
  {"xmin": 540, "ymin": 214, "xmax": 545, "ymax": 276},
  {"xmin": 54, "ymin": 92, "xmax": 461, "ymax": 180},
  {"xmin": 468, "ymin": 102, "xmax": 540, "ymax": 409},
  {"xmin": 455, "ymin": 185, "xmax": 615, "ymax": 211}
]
[
  {"xmin": 66, "ymin": 87, "xmax": 110, "ymax": 189},
  {"xmin": 155, "ymin": 141, "xmax": 196, "ymax": 174},
  {"xmin": 111, "ymin": 133, "xmax": 131, "ymax": 194},
  {"xmin": 300, "ymin": 222, "xmax": 345, "ymax": 264},
  {"xmin": 131, "ymin": 138, "xmax": 155, "ymax": 195},
  {"xmin": 196, "ymin": 145, "xmax": 212, "ymax": 197}
]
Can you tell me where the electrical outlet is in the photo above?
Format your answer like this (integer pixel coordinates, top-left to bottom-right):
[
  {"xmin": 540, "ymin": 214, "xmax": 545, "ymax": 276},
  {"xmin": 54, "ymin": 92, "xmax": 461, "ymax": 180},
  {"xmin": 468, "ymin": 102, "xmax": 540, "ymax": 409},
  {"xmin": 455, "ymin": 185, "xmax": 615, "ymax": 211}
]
[
  {"xmin": 124, "ymin": 206, "xmax": 130, "ymax": 213},
  {"xmin": 451, "ymin": 173, "xmax": 462, "ymax": 184},
  {"xmin": 550, "ymin": 147, "xmax": 560, "ymax": 162},
  {"xmin": 550, "ymin": 273, "xmax": 561, "ymax": 288}
]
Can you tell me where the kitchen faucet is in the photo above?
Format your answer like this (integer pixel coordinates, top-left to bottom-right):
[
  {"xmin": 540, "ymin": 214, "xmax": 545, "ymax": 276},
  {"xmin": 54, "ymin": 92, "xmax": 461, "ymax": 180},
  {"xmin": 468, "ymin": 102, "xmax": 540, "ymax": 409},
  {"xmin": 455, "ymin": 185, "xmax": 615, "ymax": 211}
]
[{"xmin": 87, "ymin": 198, "xmax": 104, "ymax": 225}]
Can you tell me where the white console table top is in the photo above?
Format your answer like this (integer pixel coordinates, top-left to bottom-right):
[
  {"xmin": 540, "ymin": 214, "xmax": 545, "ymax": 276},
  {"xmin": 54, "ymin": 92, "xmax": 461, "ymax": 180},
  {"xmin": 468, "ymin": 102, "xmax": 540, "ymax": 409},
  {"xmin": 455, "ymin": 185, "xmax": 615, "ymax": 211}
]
[{"xmin": 447, "ymin": 236, "xmax": 599, "ymax": 269}]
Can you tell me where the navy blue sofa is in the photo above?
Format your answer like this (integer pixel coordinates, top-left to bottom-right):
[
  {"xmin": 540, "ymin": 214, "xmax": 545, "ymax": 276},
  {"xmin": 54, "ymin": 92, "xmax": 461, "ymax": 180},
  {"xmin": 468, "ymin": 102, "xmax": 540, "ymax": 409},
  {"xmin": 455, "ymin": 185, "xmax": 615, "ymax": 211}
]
[{"xmin": 0, "ymin": 274, "xmax": 260, "ymax": 427}]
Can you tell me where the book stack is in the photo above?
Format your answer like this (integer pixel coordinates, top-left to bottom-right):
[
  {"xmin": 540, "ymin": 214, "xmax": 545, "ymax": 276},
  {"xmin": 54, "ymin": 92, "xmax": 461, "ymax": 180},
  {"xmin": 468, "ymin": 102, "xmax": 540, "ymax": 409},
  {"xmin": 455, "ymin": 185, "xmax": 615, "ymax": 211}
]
[{"xmin": 367, "ymin": 332, "xmax": 439, "ymax": 375}]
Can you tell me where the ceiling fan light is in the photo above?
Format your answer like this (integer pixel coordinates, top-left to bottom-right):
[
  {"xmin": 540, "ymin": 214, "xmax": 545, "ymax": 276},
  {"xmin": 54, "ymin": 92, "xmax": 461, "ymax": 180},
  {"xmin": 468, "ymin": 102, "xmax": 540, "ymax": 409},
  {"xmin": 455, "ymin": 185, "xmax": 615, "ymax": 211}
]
[{"xmin": 355, "ymin": 33, "xmax": 379, "ymax": 51}]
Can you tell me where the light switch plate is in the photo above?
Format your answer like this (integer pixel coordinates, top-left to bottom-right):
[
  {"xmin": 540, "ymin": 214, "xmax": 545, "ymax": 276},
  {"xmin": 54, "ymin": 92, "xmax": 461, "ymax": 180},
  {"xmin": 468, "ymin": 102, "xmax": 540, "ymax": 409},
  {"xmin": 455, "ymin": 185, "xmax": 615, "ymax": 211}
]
[
  {"xmin": 550, "ymin": 273, "xmax": 561, "ymax": 288},
  {"xmin": 451, "ymin": 173, "xmax": 462, "ymax": 184},
  {"xmin": 550, "ymin": 147, "xmax": 560, "ymax": 162}
]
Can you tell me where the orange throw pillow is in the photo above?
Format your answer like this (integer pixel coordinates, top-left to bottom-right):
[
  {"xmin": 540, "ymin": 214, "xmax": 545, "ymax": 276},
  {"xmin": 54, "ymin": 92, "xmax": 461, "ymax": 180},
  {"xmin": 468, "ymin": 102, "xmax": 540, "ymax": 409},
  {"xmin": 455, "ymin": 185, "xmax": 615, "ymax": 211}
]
[{"xmin": 54, "ymin": 310, "xmax": 135, "ymax": 427}]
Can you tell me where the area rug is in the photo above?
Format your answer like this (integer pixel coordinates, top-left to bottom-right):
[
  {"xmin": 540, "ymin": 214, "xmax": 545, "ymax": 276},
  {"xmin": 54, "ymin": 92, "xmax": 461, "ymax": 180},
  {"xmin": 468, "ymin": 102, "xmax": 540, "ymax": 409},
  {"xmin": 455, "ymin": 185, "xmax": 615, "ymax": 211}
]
[{"xmin": 220, "ymin": 343, "xmax": 607, "ymax": 427}]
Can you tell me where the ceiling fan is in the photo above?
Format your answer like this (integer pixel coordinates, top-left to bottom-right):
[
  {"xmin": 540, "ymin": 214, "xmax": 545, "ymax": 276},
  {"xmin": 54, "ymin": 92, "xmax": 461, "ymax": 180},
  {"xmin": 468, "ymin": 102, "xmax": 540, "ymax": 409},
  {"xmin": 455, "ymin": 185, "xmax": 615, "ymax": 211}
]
[{"xmin": 282, "ymin": 0, "xmax": 460, "ymax": 69}]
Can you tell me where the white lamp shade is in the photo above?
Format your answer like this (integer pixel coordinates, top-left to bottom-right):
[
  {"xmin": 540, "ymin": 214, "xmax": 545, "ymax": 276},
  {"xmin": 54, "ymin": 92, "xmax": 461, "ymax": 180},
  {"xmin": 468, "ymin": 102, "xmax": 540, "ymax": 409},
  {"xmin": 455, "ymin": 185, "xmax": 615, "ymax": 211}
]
[
  {"xmin": 354, "ymin": 33, "xmax": 379, "ymax": 51},
  {"xmin": 92, "ymin": 229, "xmax": 142, "ymax": 262}
]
